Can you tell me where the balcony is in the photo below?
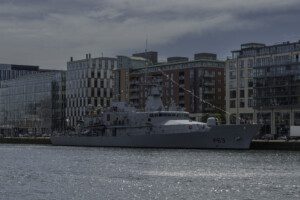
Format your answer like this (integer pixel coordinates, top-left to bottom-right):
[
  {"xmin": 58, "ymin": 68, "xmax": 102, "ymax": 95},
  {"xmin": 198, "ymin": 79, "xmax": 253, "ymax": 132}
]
[
  {"xmin": 204, "ymin": 82, "xmax": 215, "ymax": 86},
  {"xmin": 254, "ymin": 70, "xmax": 300, "ymax": 78},
  {"xmin": 204, "ymin": 73, "xmax": 215, "ymax": 78},
  {"xmin": 129, "ymin": 87, "xmax": 139, "ymax": 92},
  {"xmin": 254, "ymin": 59, "xmax": 300, "ymax": 68},
  {"xmin": 203, "ymin": 89, "xmax": 215, "ymax": 94}
]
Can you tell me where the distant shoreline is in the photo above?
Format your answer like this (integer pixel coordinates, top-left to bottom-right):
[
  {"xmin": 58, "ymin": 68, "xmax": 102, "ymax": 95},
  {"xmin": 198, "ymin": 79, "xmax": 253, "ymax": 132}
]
[{"xmin": 0, "ymin": 137, "xmax": 299, "ymax": 150}]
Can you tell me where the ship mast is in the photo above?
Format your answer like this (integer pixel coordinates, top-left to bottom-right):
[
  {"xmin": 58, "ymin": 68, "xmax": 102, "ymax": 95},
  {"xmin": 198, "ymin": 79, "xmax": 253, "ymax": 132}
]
[{"xmin": 144, "ymin": 37, "xmax": 149, "ymax": 110}]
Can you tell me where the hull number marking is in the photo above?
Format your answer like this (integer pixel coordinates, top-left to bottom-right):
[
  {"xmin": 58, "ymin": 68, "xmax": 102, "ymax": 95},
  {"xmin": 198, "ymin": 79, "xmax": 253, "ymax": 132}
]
[{"xmin": 213, "ymin": 138, "xmax": 225, "ymax": 143}]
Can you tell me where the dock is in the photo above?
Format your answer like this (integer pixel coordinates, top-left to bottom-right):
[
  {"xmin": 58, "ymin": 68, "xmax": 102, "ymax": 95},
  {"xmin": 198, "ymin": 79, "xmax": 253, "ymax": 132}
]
[
  {"xmin": 250, "ymin": 140, "xmax": 300, "ymax": 151},
  {"xmin": 0, "ymin": 137, "xmax": 51, "ymax": 145}
]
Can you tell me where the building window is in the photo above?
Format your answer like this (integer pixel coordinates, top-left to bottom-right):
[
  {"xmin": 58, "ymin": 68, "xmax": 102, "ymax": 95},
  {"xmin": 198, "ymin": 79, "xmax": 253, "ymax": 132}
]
[
  {"xmin": 248, "ymin": 99, "xmax": 253, "ymax": 107},
  {"xmin": 230, "ymin": 114, "xmax": 236, "ymax": 124},
  {"xmin": 239, "ymin": 60, "xmax": 244, "ymax": 68},
  {"xmin": 248, "ymin": 79, "xmax": 253, "ymax": 87},
  {"xmin": 248, "ymin": 59, "xmax": 254, "ymax": 67},
  {"xmin": 248, "ymin": 69, "xmax": 253, "ymax": 78},
  {"xmin": 229, "ymin": 80, "xmax": 236, "ymax": 89},
  {"xmin": 248, "ymin": 89, "xmax": 253, "ymax": 98},
  {"xmin": 240, "ymin": 90, "xmax": 245, "ymax": 98},
  {"xmin": 294, "ymin": 112, "xmax": 300, "ymax": 125},
  {"xmin": 239, "ymin": 80, "xmax": 245, "ymax": 88},
  {"xmin": 230, "ymin": 100, "xmax": 236, "ymax": 108},
  {"xmin": 230, "ymin": 90, "xmax": 236, "ymax": 98},
  {"xmin": 240, "ymin": 70, "xmax": 244, "ymax": 78},
  {"xmin": 240, "ymin": 99, "xmax": 245, "ymax": 108},
  {"xmin": 229, "ymin": 71, "xmax": 236, "ymax": 79}
]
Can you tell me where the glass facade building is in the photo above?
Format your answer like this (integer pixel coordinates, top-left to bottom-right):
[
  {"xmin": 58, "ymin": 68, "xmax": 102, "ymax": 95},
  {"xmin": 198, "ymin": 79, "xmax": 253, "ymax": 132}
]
[
  {"xmin": 0, "ymin": 71, "xmax": 66, "ymax": 135},
  {"xmin": 0, "ymin": 64, "xmax": 40, "ymax": 81},
  {"xmin": 226, "ymin": 41, "xmax": 300, "ymax": 137}
]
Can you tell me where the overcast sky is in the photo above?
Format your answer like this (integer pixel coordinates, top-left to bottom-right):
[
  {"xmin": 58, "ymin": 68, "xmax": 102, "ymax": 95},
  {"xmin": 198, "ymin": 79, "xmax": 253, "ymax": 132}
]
[{"xmin": 0, "ymin": 0, "xmax": 300, "ymax": 69}]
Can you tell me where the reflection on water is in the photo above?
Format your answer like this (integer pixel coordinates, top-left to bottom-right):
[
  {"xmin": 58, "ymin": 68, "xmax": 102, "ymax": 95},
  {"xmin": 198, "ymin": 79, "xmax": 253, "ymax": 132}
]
[{"xmin": 0, "ymin": 145, "xmax": 299, "ymax": 200}]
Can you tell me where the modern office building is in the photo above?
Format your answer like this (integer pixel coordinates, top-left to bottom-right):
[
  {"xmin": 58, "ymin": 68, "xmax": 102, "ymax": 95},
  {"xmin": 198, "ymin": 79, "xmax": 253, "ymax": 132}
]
[
  {"xmin": 125, "ymin": 53, "xmax": 225, "ymax": 122},
  {"xmin": 226, "ymin": 41, "xmax": 300, "ymax": 136},
  {"xmin": 132, "ymin": 51, "xmax": 158, "ymax": 64},
  {"xmin": 66, "ymin": 54, "xmax": 117, "ymax": 127},
  {"xmin": 0, "ymin": 71, "xmax": 66, "ymax": 135},
  {"xmin": 0, "ymin": 64, "xmax": 40, "ymax": 81}
]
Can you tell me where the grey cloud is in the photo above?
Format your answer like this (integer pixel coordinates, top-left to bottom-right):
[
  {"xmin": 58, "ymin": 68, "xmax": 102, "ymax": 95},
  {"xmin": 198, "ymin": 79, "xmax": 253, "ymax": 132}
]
[{"xmin": 0, "ymin": 0, "xmax": 299, "ymax": 68}]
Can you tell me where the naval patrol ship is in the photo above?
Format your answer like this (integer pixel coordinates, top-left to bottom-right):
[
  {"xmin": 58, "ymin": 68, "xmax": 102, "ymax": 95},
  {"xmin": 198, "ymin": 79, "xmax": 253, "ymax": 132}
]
[{"xmin": 51, "ymin": 86, "xmax": 259, "ymax": 149}]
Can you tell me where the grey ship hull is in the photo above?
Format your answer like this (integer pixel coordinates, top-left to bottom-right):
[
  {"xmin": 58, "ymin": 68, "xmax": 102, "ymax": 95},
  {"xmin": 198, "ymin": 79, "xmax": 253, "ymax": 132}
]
[{"xmin": 51, "ymin": 124, "xmax": 259, "ymax": 149}]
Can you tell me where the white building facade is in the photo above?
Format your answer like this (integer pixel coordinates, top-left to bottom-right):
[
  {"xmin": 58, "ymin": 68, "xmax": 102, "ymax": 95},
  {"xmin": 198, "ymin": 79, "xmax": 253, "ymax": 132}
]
[{"xmin": 66, "ymin": 54, "xmax": 117, "ymax": 127}]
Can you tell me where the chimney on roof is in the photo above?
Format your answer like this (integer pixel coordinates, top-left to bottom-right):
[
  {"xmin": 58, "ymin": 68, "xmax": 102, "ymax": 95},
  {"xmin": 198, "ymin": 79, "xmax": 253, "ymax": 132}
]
[{"xmin": 70, "ymin": 57, "xmax": 73, "ymax": 62}]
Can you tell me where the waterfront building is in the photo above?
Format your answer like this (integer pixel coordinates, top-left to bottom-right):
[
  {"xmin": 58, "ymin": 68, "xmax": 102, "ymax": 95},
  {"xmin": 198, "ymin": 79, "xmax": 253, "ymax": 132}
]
[
  {"xmin": 132, "ymin": 51, "xmax": 158, "ymax": 64},
  {"xmin": 122, "ymin": 53, "xmax": 225, "ymax": 122},
  {"xmin": 66, "ymin": 54, "xmax": 117, "ymax": 127},
  {"xmin": 0, "ymin": 71, "xmax": 66, "ymax": 135},
  {"xmin": 226, "ymin": 41, "xmax": 300, "ymax": 136},
  {"xmin": 0, "ymin": 64, "xmax": 40, "ymax": 81},
  {"xmin": 113, "ymin": 55, "xmax": 147, "ymax": 102}
]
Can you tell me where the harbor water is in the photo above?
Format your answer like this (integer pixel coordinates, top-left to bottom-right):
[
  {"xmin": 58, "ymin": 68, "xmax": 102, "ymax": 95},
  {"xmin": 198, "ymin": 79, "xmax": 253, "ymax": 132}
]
[{"xmin": 0, "ymin": 144, "xmax": 299, "ymax": 200}]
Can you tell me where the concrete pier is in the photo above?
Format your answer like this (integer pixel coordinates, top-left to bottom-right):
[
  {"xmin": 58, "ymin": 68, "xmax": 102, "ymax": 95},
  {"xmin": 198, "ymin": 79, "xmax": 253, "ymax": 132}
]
[
  {"xmin": 250, "ymin": 140, "xmax": 300, "ymax": 151},
  {"xmin": 0, "ymin": 137, "xmax": 51, "ymax": 145}
]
